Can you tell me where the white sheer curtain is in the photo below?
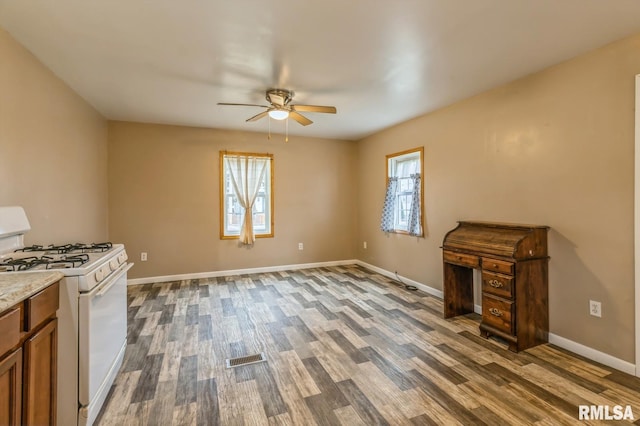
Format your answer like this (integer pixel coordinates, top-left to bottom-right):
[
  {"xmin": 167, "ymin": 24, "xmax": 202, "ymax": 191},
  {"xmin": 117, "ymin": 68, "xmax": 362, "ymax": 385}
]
[{"xmin": 225, "ymin": 155, "xmax": 268, "ymax": 245}]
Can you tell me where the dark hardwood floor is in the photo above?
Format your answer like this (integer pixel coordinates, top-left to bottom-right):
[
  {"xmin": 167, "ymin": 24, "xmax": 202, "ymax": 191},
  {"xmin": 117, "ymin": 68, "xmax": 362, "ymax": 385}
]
[{"xmin": 95, "ymin": 265, "xmax": 640, "ymax": 425}]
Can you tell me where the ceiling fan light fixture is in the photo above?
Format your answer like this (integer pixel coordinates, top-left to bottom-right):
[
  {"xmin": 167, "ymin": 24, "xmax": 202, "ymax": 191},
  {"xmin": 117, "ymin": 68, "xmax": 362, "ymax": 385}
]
[
  {"xmin": 219, "ymin": 89, "xmax": 334, "ymax": 130},
  {"xmin": 268, "ymin": 109, "xmax": 289, "ymax": 120}
]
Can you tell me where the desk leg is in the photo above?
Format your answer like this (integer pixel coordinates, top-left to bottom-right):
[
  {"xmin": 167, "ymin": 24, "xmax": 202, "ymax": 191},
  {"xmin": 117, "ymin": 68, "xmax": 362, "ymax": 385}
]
[{"xmin": 443, "ymin": 263, "xmax": 474, "ymax": 318}]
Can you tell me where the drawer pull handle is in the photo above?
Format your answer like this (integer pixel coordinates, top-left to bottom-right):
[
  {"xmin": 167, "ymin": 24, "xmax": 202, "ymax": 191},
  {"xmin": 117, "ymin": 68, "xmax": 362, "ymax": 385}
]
[
  {"xmin": 489, "ymin": 279, "xmax": 503, "ymax": 288},
  {"xmin": 489, "ymin": 308, "xmax": 503, "ymax": 317}
]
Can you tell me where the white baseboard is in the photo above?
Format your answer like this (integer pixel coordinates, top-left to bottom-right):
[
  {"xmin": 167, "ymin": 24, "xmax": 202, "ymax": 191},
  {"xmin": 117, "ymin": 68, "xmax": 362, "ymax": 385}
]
[
  {"xmin": 127, "ymin": 259, "xmax": 358, "ymax": 285},
  {"xmin": 548, "ymin": 333, "xmax": 636, "ymax": 375},
  {"xmin": 354, "ymin": 260, "xmax": 444, "ymax": 299},
  {"xmin": 127, "ymin": 258, "xmax": 636, "ymax": 375}
]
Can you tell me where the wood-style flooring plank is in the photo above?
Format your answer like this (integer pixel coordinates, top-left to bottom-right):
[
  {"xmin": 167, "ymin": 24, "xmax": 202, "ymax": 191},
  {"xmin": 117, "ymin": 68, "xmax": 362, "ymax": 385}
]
[
  {"xmin": 175, "ymin": 355, "xmax": 198, "ymax": 406},
  {"xmin": 301, "ymin": 356, "xmax": 350, "ymax": 409},
  {"xmin": 279, "ymin": 350, "xmax": 321, "ymax": 398},
  {"xmin": 196, "ymin": 378, "xmax": 220, "ymax": 426},
  {"xmin": 147, "ymin": 380, "xmax": 178, "ymax": 426},
  {"xmin": 96, "ymin": 265, "xmax": 640, "ymax": 426},
  {"xmin": 326, "ymin": 329, "xmax": 369, "ymax": 364},
  {"xmin": 130, "ymin": 353, "xmax": 164, "ymax": 403},
  {"xmin": 335, "ymin": 378, "xmax": 389, "ymax": 426}
]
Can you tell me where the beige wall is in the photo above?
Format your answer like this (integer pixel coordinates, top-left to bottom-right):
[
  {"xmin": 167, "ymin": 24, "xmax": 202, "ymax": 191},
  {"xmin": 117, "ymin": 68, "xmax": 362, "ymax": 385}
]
[
  {"xmin": 4, "ymin": 20, "xmax": 638, "ymax": 364},
  {"xmin": 108, "ymin": 121, "xmax": 357, "ymax": 279},
  {"xmin": 356, "ymin": 34, "xmax": 640, "ymax": 363},
  {"xmin": 0, "ymin": 29, "xmax": 108, "ymax": 243}
]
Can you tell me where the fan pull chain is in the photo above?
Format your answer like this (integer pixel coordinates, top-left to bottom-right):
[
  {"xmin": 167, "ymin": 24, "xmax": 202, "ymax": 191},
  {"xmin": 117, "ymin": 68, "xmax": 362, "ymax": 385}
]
[
  {"xmin": 268, "ymin": 116, "xmax": 271, "ymax": 140},
  {"xmin": 285, "ymin": 117, "xmax": 289, "ymax": 142}
]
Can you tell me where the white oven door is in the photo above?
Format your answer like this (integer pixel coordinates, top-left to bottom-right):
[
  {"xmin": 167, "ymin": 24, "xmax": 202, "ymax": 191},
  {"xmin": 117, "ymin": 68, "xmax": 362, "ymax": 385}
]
[{"xmin": 78, "ymin": 262, "xmax": 132, "ymax": 426}]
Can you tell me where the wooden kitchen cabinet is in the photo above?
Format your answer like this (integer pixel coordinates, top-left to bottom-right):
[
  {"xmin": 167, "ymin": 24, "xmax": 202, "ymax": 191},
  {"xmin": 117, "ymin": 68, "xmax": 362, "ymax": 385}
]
[
  {"xmin": 0, "ymin": 348, "xmax": 22, "ymax": 426},
  {"xmin": 0, "ymin": 280, "xmax": 59, "ymax": 425},
  {"xmin": 23, "ymin": 318, "xmax": 57, "ymax": 426}
]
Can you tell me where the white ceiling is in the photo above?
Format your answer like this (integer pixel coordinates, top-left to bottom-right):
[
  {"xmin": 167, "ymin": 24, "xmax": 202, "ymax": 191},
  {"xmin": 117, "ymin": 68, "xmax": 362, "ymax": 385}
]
[{"xmin": 2, "ymin": 1, "xmax": 640, "ymax": 141}]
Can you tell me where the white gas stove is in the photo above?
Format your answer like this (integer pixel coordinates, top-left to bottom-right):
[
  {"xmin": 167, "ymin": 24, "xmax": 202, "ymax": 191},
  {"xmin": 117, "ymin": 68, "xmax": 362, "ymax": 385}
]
[
  {"xmin": 0, "ymin": 242, "xmax": 129, "ymax": 291},
  {"xmin": 0, "ymin": 207, "xmax": 132, "ymax": 426}
]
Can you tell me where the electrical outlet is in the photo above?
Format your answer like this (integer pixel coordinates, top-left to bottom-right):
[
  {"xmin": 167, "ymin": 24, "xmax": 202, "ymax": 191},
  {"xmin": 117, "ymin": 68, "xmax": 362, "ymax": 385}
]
[
  {"xmin": 298, "ymin": 243, "xmax": 303, "ymax": 251},
  {"xmin": 363, "ymin": 241, "xmax": 367, "ymax": 249},
  {"xmin": 141, "ymin": 252, "xmax": 148, "ymax": 261},
  {"xmin": 589, "ymin": 300, "xmax": 601, "ymax": 317}
]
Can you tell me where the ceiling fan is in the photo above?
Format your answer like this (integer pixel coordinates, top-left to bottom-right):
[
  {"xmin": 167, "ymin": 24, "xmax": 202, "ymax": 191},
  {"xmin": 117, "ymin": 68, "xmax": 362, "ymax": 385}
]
[{"xmin": 218, "ymin": 89, "xmax": 337, "ymax": 126}]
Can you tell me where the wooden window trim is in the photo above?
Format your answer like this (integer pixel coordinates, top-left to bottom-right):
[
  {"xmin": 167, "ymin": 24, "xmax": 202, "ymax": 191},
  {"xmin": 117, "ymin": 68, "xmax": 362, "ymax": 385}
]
[
  {"xmin": 385, "ymin": 147, "xmax": 424, "ymax": 236},
  {"xmin": 219, "ymin": 151, "xmax": 274, "ymax": 240}
]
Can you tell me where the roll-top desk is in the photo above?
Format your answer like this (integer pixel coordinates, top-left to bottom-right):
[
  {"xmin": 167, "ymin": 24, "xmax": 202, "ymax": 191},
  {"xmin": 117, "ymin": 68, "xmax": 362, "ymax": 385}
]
[{"xmin": 442, "ymin": 221, "xmax": 549, "ymax": 352}]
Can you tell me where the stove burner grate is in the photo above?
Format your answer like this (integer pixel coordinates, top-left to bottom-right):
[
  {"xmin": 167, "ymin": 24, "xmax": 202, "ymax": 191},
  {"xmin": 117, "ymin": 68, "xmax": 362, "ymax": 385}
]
[
  {"xmin": 45, "ymin": 244, "xmax": 76, "ymax": 254},
  {"xmin": 0, "ymin": 252, "xmax": 91, "ymax": 271},
  {"xmin": 15, "ymin": 245, "xmax": 45, "ymax": 252},
  {"xmin": 0, "ymin": 256, "xmax": 54, "ymax": 271},
  {"xmin": 14, "ymin": 242, "xmax": 113, "ymax": 254},
  {"xmin": 45, "ymin": 254, "xmax": 90, "ymax": 269},
  {"xmin": 73, "ymin": 242, "xmax": 113, "ymax": 253}
]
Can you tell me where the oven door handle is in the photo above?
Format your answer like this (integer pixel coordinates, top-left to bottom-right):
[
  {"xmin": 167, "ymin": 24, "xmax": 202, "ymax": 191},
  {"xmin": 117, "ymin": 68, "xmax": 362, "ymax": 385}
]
[{"xmin": 96, "ymin": 263, "xmax": 134, "ymax": 297}]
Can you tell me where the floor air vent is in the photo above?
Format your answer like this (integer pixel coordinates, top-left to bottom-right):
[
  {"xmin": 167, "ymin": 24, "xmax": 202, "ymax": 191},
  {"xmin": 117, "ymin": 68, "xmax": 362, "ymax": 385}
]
[{"xmin": 226, "ymin": 352, "xmax": 266, "ymax": 368}]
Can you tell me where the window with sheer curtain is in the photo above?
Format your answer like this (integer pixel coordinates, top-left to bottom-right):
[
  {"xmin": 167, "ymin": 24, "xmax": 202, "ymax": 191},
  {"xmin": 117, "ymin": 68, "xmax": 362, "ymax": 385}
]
[
  {"xmin": 220, "ymin": 151, "xmax": 274, "ymax": 243},
  {"xmin": 380, "ymin": 147, "xmax": 423, "ymax": 236}
]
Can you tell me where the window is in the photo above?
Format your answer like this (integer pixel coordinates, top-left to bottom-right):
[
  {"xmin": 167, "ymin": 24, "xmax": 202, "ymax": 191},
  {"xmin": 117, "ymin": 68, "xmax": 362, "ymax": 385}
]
[
  {"xmin": 220, "ymin": 151, "xmax": 274, "ymax": 242},
  {"xmin": 381, "ymin": 147, "xmax": 423, "ymax": 236}
]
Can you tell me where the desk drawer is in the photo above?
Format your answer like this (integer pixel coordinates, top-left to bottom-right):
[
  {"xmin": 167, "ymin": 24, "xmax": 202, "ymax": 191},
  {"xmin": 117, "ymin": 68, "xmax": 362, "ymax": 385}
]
[
  {"xmin": 482, "ymin": 272, "xmax": 514, "ymax": 299},
  {"xmin": 443, "ymin": 251, "xmax": 480, "ymax": 268},
  {"xmin": 482, "ymin": 258, "xmax": 514, "ymax": 275},
  {"xmin": 482, "ymin": 295, "xmax": 514, "ymax": 335},
  {"xmin": 0, "ymin": 306, "xmax": 21, "ymax": 356},
  {"xmin": 25, "ymin": 281, "xmax": 59, "ymax": 332}
]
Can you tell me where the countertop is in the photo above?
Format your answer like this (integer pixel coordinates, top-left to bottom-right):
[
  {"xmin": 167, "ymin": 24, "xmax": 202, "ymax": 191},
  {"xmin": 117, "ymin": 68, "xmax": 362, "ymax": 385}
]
[{"xmin": 0, "ymin": 271, "xmax": 63, "ymax": 312}]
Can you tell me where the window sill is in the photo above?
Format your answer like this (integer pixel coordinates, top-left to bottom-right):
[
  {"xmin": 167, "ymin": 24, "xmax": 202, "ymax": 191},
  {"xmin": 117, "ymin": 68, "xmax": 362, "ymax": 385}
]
[
  {"xmin": 385, "ymin": 230, "xmax": 424, "ymax": 237},
  {"xmin": 221, "ymin": 233, "xmax": 274, "ymax": 240}
]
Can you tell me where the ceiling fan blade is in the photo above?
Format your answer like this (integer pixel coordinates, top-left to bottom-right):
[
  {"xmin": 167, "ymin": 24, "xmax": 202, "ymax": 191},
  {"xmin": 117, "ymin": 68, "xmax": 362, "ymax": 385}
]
[
  {"xmin": 218, "ymin": 102, "xmax": 269, "ymax": 108},
  {"xmin": 289, "ymin": 111, "xmax": 313, "ymax": 126},
  {"xmin": 291, "ymin": 105, "xmax": 336, "ymax": 114},
  {"xmin": 246, "ymin": 111, "xmax": 269, "ymax": 122}
]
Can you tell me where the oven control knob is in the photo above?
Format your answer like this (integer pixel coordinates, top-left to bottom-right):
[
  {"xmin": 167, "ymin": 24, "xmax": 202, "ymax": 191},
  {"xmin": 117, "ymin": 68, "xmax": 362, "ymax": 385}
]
[
  {"xmin": 95, "ymin": 269, "xmax": 105, "ymax": 282},
  {"xmin": 110, "ymin": 259, "xmax": 118, "ymax": 271}
]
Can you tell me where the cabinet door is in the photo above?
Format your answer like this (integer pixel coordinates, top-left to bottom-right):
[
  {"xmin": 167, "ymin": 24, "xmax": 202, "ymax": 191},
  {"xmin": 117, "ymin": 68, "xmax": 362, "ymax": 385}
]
[
  {"xmin": 0, "ymin": 348, "xmax": 22, "ymax": 426},
  {"xmin": 23, "ymin": 318, "xmax": 57, "ymax": 426}
]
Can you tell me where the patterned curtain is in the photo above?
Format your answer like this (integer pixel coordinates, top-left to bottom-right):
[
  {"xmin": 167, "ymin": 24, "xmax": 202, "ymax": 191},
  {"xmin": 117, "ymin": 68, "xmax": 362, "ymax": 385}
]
[
  {"xmin": 225, "ymin": 155, "xmax": 268, "ymax": 245},
  {"xmin": 407, "ymin": 173, "xmax": 422, "ymax": 236},
  {"xmin": 380, "ymin": 177, "xmax": 398, "ymax": 232}
]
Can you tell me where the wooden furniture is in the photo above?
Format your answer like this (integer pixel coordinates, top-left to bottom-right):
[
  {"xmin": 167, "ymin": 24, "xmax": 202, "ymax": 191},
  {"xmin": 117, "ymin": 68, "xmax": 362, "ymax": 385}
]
[
  {"xmin": 0, "ymin": 281, "xmax": 59, "ymax": 425},
  {"xmin": 442, "ymin": 221, "xmax": 549, "ymax": 352}
]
